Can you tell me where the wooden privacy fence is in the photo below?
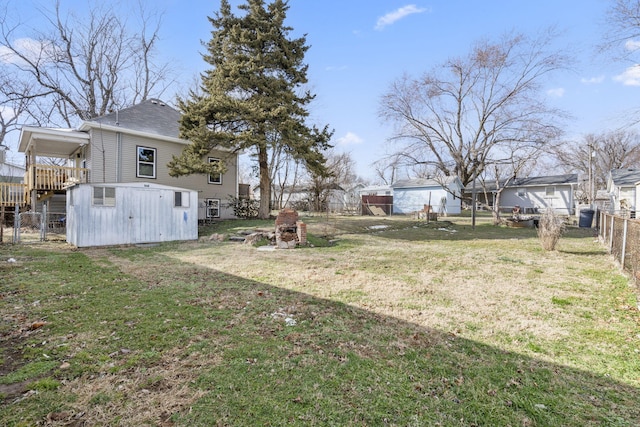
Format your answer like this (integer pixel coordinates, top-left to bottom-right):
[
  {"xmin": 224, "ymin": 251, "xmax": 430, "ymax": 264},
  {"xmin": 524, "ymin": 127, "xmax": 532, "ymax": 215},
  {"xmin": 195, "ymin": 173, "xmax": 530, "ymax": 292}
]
[{"xmin": 599, "ymin": 212, "xmax": 640, "ymax": 281}]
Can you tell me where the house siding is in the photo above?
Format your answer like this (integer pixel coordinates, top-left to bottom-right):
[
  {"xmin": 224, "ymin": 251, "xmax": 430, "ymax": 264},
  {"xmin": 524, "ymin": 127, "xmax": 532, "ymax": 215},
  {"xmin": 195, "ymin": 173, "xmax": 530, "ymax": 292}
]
[
  {"xmin": 87, "ymin": 128, "xmax": 118, "ymax": 183},
  {"xmin": 501, "ymin": 185, "xmax": 574, "ymax": 215},
  {"xmin": 618, "ymin": 187, "xmax": 635, "ymax": 211},
  {"xmin": 86, "ymin": 128, "xmax": 238, "ymax": 219}
]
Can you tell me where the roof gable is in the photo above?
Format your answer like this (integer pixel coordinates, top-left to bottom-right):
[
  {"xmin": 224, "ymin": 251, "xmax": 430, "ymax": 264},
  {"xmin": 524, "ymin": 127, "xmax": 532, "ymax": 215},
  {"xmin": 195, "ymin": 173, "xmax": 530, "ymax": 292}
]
[{"xmin": 85, "ymin": 99, "xmax": 180, "ymax": 138}]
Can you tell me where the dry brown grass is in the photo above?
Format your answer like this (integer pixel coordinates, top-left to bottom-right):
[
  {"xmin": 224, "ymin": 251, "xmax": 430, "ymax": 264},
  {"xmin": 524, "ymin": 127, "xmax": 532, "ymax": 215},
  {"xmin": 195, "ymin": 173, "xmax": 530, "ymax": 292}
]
[
  {"xmin": 168, "ymin": 218, "xmax": 614, "ymax": 363},
  {"xmin": 44, "ymin": 349, "xmax": 212, "ymax": 426}
]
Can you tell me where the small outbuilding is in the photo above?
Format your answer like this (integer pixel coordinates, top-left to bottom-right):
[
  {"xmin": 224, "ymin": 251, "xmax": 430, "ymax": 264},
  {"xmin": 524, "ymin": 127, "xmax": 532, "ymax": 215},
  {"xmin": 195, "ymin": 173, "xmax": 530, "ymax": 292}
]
[
  {"xmin": 391, "ymin": 177, "xmax": 463, "ymax": 215},
  {"xmin": 66, "ymin": 182, "xmax": 198, "ymax": 247}
]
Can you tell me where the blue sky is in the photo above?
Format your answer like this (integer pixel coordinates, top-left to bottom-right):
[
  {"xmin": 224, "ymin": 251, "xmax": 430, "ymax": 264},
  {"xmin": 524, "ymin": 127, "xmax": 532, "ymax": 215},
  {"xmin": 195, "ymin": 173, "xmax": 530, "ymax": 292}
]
[{"xmin": 4, "ymin": 0, "xmax": 640, "ymax": 181}]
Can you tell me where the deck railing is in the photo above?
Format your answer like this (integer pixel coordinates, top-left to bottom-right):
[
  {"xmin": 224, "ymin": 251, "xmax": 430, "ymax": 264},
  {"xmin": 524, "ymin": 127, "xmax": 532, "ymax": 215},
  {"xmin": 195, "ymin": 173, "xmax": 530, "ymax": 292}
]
[
  {"xmin": 26, "ymin": 164, "xmax": 88, "ymax": 192},
  {"xmin": 0, "ymin": 182, "xmax": 28, "ymax": 207}
]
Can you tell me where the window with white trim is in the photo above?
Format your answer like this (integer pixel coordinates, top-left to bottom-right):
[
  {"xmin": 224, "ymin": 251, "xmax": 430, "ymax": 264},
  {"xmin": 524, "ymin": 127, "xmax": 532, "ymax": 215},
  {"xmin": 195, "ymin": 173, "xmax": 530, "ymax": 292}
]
[
  {"xmin": 208, "ymin": 157, "xmax": 222, "ymax": 184},
  {"xmin": 545, "ymin": 186, "xmax": 556, "ymax": 197},
  {"xmin": 206, "ymin": 198, "xmax": 220, "ymax": 218},
  {"xmin": 174, "ymin": 191, "xmax": 190, "ymax": 208},
  {"xmin": 93, "ymin": 186, "xmax": 116, "ymax": 206},
  {"xmin": 517, "ymin": 188, "xmax": 526, "ymax": 197},
  {"xmin": 137, "ymin": 146, "xmax": 156, "ymax": 178}
]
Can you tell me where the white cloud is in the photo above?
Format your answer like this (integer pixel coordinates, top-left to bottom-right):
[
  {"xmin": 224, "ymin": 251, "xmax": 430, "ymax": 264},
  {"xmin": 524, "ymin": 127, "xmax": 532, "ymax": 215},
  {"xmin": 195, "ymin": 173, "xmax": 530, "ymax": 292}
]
[
  {"xmin": 614, "ymin": 65, "xmax": 640, "ymax": 86},
  {"xmin": 580, "ymin": 75, "xmax": 605, "ymax": 84},
  {"xmin": 375, "ymin": 5, "xmax": 428, "ymax": 31},
  {"xmin": 625, "ymin": 39, "xmax": 640, "ymax": 51},
  {"xmin": 0, "ymin": 106, "xmax": 17, "ymax": 119},
  {"xmin": 0, "ymin": 37, "xmax": 58, "ymax": 65},
  {"xmin": 337, "ymin": 132, "xmax": 364, "ymax": 145},
  {"xmin": 546, "ymin": 88, "xmax": 565, "ymax": 98}
]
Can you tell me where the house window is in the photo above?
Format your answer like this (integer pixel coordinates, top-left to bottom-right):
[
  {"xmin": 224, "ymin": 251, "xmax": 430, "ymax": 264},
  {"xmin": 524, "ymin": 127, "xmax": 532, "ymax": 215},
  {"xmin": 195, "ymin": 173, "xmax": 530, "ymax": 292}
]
[
  {"xmin": 174, "ymin": 191, "xmax": 190, "ymax": 208},
  {"xmin": 208, "ymin": 157, "xmax": 222, "ymax": 184},
  {"xmin": 206, "ymin": 199, "xmax": 220, "ymax": 218},
  {"xmin": 545, "ymin": 186, "xmax": 556, "ymax": 197},
  {"xmin": 137, "ymin": 146, "xmax": 156, "ymax": 178},
  {"xmin": 517, "ymin": 188, "xmax": 526, "ymax": 197},
  {"xmin": 93, "ymin": 186, "xmax": 116, "ymax": 206}
]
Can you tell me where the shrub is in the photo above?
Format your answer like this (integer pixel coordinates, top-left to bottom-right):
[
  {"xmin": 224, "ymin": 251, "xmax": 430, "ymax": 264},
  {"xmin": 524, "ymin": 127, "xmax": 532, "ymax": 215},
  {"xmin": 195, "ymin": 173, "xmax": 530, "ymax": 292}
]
[
  {"xmin": 227, "ymin": 196, "xmax": 259, "ymax": 219},
  {"xmin": 538, "ymin": 208, "xmax": 565, "ymax": 251}
]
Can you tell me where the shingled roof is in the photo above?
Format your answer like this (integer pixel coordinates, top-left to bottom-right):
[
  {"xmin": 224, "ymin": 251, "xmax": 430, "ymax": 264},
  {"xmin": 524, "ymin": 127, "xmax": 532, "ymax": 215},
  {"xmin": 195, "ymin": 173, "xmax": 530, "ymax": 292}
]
[
  {"xmin": 464, "ymin": 174, "xmax": 577, "ymax": 191},
  {"xmin": 609, "ymin": 168, "xmax": 640, "ymax": 187},
  {"xmin": 89, "ymin": 99, "xmax": 181, "ymax": 138}
]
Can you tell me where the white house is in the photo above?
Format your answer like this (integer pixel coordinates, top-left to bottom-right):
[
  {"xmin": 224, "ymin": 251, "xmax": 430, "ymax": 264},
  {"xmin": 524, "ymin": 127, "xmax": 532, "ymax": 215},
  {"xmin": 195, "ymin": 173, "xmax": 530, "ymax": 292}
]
[
  {"xmin": 608, "ymin": 168, "xmax": 640, "ymax": 216},
  {"xmin": 7, "ymin": 99, "xmax": 242, "ymax": 245},
  {"xmin": 499, "ymin": 174, "xmax": 577, "ymax": 215},
  {"xmin": 391, "ymin": 177, "xmax": 462, "ymax": 215},
  {"xmin": 464, "ymin": 174, "xmax": 576, "ymax": 215}
]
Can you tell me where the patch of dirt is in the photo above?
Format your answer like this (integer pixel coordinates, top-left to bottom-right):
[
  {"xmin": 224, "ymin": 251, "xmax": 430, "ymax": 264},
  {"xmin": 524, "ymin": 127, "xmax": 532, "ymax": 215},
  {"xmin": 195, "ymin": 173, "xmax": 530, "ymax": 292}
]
[{"xmin": 0, "ymin": 335, "xmax": 32, "ymax": 403}]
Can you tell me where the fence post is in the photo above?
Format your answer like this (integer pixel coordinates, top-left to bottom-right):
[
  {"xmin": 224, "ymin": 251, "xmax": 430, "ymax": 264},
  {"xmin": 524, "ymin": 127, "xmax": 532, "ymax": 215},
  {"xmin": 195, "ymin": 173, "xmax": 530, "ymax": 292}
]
[
  {"xmin": 13, "ymin": 204, "xmax": 19, "ymax": 243},
  {"xmin": 41, "ymin": 203, "xmax": 47, "ymax": 241},
  {"xmin": 621, "ymin": 218, "xmax": 628, "ymax": 269},
  {"xmin": 609, "ymin": 215, "xmax": 615, "ymax": 253}
]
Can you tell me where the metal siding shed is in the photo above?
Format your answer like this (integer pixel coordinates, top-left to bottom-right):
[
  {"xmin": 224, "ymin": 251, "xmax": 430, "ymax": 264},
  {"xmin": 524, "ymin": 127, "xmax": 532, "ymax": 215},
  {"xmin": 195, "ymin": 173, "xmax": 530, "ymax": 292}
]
[{"xmin": 66, "ymin": 182, "xmax": 198, "ymax": 247}]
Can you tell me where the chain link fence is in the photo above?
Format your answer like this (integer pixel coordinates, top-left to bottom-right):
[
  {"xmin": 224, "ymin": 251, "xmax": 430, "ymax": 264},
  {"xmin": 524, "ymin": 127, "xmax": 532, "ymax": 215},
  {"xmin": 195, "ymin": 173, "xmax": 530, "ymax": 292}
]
[
  {"xmin": 1, "ymin": 207, "xmax": 66, "ymax": 244},
  {"xmin": 598, "ymin": 212, "xmax": 640, "ymax": 285}
]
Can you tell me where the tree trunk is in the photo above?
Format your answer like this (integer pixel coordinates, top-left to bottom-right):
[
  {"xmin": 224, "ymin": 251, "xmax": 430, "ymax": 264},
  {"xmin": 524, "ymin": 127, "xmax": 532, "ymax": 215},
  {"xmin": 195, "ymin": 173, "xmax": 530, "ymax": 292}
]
[
  {"xmin": 258, "ymin": 145, "xmax": 271, "ymax": 219},
  {"xmin": 492, "ymin": 190, "xmax": 503, "ymax": 225}
]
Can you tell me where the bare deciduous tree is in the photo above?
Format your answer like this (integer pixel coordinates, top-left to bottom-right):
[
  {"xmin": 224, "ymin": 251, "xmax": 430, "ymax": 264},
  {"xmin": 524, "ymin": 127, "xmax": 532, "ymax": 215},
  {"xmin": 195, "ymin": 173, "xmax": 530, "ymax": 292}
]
[
  {"xmin": 551, "ymin": 130, "xmax": 640, "ymax": 202},
  {"xmin": 306, "ymin": 150, "xmax": 361, "ymax": 212},
  {"xmin": 379, "ymin": 31, "xmax": 570, "ymax": 190},
  {"xmin": 601, "ymin": 0, "xmax": 640, "ymax": 61},
  {"xmin": 600, "ymin": 0, "xmax": 640, "ymax": 125},
  {"xmin": 0, "ymin": 0, "xmax": 174, "ymax": 128}
]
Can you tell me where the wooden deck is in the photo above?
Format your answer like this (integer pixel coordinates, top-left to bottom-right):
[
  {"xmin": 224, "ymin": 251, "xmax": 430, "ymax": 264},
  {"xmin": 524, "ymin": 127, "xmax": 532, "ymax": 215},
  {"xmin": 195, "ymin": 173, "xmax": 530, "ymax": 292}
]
[
  {"xmin": 0, "ymin": 182, "xmax": 27, "ymax": 207},
  {"xmin": 1, "ymin": 164, "xmax": 88, "ymax": 207}
]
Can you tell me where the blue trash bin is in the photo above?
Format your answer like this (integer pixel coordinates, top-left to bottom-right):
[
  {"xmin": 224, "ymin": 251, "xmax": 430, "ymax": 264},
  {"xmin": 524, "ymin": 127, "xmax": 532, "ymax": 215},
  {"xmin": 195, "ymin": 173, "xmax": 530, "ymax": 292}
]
[{"xmin": 579, "ymin": 209, "xmax": 594, "ymax": 228}]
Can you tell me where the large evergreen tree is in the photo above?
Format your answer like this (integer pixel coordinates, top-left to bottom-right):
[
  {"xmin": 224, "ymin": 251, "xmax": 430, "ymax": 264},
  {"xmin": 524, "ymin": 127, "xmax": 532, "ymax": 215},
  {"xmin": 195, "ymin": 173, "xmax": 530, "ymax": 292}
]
[{"xmin": 168, "ymin": 0, "xmax": 332, "ymax": 219}]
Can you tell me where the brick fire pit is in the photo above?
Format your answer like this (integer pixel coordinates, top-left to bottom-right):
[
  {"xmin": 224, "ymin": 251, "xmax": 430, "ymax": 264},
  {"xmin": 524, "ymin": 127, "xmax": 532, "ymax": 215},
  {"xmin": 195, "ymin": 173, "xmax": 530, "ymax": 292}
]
[{"xmin": 275, "ymin": 208, "xmax": 307, "ymax": 249}]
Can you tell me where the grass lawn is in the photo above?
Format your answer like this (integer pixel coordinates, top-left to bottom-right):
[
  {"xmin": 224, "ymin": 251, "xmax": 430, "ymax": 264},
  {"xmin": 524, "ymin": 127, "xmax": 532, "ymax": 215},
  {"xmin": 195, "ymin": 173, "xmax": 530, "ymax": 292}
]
[{"xmin": 1, "ymin": 215, "xmax": 639, "ymax": 426}]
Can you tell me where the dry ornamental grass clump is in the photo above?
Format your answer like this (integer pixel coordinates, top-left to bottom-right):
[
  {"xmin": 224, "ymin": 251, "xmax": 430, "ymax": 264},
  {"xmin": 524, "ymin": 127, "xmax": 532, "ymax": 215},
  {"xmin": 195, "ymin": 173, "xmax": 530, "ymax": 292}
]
[{"xmin": 538, "ymin": 208, "xmax": 565, "ymax": 251}]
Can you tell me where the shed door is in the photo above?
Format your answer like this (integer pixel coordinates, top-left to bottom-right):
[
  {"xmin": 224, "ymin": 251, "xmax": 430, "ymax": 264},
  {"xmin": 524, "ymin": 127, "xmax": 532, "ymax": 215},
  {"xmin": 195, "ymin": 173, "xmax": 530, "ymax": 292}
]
[{"xmin": 126, "ymin": 190, "xmax": 159, "ymax": 244}]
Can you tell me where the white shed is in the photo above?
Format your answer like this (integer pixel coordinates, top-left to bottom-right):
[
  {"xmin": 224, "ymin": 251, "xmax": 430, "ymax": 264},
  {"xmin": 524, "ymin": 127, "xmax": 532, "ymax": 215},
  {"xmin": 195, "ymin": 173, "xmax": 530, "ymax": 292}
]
[
  {"xmin": 66, "ymin": 182, "xmax": 198, "ymax": 247},
  {"xmin": 391, "ymin": 177, "xmax": 462, "ymax": 215}
]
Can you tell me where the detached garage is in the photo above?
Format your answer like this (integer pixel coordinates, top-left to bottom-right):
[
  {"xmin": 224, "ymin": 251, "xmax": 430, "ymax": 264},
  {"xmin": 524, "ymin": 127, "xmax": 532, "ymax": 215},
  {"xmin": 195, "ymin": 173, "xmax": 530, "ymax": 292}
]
[
  {"xmin": 66, "ymin": 182, "xmax": 198, "ymax": 247},
  {"xmin": 392, "ymin": 177, "xmax": 462, "ymax": 215}
]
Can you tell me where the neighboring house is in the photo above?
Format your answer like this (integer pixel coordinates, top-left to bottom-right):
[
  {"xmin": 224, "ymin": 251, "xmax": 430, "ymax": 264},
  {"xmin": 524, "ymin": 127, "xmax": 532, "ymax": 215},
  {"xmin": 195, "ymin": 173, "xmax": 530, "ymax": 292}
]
[
  {"xmin": 0, "ymin": 158, "xmax": 25, "ymax": 183},
  {"xmin": 391, "ymin": 177, "xmax": 463, "ymax": 215},
  {"xmin": 359, "ymin": 185, "xmax": 393, "ymax": 197},
  {"xmin": 607, "ymin": 168, "xmax": 640, "ymax": 216},
  {"xmin": 465, "ymin": 174, "xmax": 577, "ymax": 215},
  {"xmin": 253, "ymin": 182, "xmax": 365, "ymax": 214},
  {"xmin": 500, "ymin": 174, "xmax": 577, "ymax": 215},
  {"xmin": 8, "ymin": 98, "xmax": 239, "ymax": 245}
]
